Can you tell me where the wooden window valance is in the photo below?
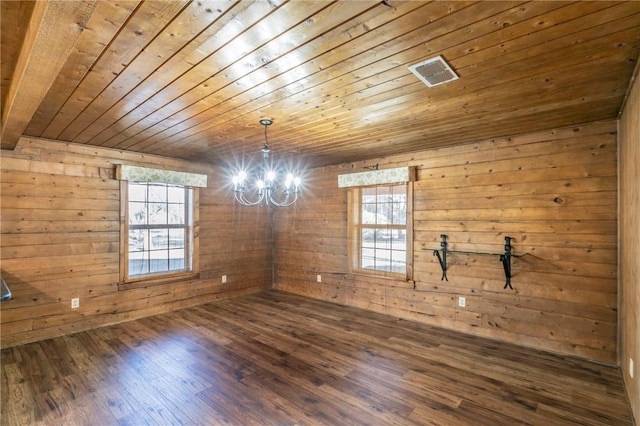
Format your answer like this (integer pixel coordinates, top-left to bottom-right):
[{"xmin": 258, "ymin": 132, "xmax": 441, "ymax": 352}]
[
  {"xmin": 115, "ymin": 165, "xmax": 207, "ymax": 188},
  {"xmin": 338, "ymin": 166, "xmax": 415, "ymax": 188}
]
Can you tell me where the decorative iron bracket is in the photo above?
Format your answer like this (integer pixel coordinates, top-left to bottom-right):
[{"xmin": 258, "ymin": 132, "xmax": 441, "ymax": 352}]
[
  {"xmin": 426, "ymin": 235, "xmax": 524, "ymax": 290},
  {"xmin": 499, "ymin": 236, "xmax": 513, "ymax": 289},
  {"xmin": 433, "ymin": 234, "xmax": 448, "ymax": 281}
]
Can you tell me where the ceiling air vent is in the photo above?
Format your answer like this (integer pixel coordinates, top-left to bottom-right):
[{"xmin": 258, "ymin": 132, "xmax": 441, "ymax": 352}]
[{"xmin": 408, "ymin": 55, "xmax": 459, "ymax": 87}]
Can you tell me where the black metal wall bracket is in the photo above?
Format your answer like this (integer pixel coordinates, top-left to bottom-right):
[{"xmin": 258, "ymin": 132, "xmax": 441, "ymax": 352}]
[
  {"xmin": 426, "ymin": 235, "xmax": 524, "ymax": 290},
  {"xmin": 500, "ymin": 236, "xmax": 513, "ymax": 290},
  {"xmin": 433, "ymin": 234, "xmax": 448, "ymax": 281}
]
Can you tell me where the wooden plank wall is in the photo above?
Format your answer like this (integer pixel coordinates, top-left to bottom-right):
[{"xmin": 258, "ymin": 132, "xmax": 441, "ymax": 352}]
[
  {"xmin": 0, "ymin": 137, "xmax": 272, "ymax": 347},
  {"xmin": 273, "ymin": 120, "xmax": 619, "ymax": 365},
  {"xmin": 619, "ymin": 63, "xmax": 639, "ymax": 422}
]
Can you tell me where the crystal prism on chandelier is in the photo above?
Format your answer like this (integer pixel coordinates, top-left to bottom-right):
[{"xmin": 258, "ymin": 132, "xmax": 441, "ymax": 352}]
[{"xmin": 232, "ymin": 119, "xmax": 301, "ymax": 207}]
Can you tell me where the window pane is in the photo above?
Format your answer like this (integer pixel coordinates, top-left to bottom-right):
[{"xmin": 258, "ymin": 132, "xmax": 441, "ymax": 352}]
[
  {"xmin": 129, "ymin": 251, "xmax": 148, "ymax": 276},
  {"xmin": 129, "ymin": 229, "xmax": 146, "ymax": 252},
  {"xmin": 392, "ymin": 250, "xmax": 406, "ymax": 273},
  {"xmin": 374, "ymin": 249, "xmax": 392, "ymax": 271},
  {"xmin": 148, "ymin": 185, "xmax": 167, "ymax": 202},
  {"xmin": 392, "ymin": 193, "xmax": 406, "ymax": 202},
  {"xmin": 377, "ymin": 187, "xmax": 392, "ymax": 203},
  {"xmin": 361, "ymin": 247, "xmax": 375, "ymax": 270},
  {"xmin": 129, "ymin": 202, "xmax": 147, "ymax": 225},
  {"xmin": 375, "ymin": 230, "xmax": 391, "ymax": 249},
  {"xmin": 392, "ymin": 230, "xmax": 406, "ymax": 247},
  {"xmin": 362, "ymin": 187, "xmax": 376, "ymax": 203},
  {"xmin": 148, "ymin": 203, "xmax": 168, "ymax": 225},
  {"xmin": 129, "ymin": 184, "xmax": 147, "ymax": 202},
  {"xmin": 168, "ymin": 229, "xmax": 185, "ymax": 248},
  {"xmin": 168, "ymin": 186, "xmax": 185, "ymax": 203},
  {"xmin": 150, "ymin": 229, "xmax": 169, "ymax": 249},
  {"xmin": 362, "ymin": 204, "xmax": 376, "ymax": 224},
  {"xmin": 392, "ymin": 202, "xmax": 406, "ymax": 225},
  {"xmin": 377, "ymin": 203, "xmax": 391, "ymax": 224},
  {"xmin": 168, "ymin": 203, "xmax": 185, "ymax": 225},
  {"xmin": 149, "ymin": 252, "xmax": 169, "ymax": 273},
  {"xmin": 361, "ymin": 228, "xmax": 375, "ymax": 248},
  {"xmin": 169, "ymin": 249, "xmax": 185, "ymax": 270}
]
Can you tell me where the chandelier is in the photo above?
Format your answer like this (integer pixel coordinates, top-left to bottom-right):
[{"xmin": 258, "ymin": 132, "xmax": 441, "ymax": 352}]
[{"xmin": 232, "ymin": 119, "xmax": 301, "ymax": 207}]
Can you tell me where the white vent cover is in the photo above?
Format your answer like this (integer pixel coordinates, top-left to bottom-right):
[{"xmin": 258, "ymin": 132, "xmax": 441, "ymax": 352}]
[{"xmin": 408, "ymin": 55, "xmax": 459, "ymax": 87}]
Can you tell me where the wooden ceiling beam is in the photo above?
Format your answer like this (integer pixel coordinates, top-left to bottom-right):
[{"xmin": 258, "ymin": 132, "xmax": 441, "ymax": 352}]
[
  {"xmin": 23, "ymin": 1, "xmax": 142, "ymax": 137},
  {"xmin": 1, "ymin": 0, "xmax": 100, "ymax": 150},
  {"xmin": 1, "ymin": 1, "xmax": 36, "ymax": 115}
]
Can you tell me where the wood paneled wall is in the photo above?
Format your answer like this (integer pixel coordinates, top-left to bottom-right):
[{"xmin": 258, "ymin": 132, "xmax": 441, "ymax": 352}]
[
  {"xmin": 0, "ymin": 138, "xmax": 272, "ymax": 347},
  {"xmin": 273, "ymin": 120, "xmax": 619, "ymax": 365},
  {"xmin": 619, "ymin": 63, "xmax": 639, "ymax": 422}
]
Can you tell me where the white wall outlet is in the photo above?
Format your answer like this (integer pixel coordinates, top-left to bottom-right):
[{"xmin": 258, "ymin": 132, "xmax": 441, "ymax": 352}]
[
  {"xmin": 458, "ymin": 296, "xmax": 466, "ymax": 308},
  {"xmin": 316, "ymin": 274, "xmax": 322, "ymax": 283},
  {"xmin": 71, "ymin": 298, "xmax": 80, "ymax": 309},
  {"xmin": 221, "ymin": 275, "xmax": 227, "ymax": 283},
  {"xmin": 630, "ymin": 358, "xmax": 634, "ymax": 379}
]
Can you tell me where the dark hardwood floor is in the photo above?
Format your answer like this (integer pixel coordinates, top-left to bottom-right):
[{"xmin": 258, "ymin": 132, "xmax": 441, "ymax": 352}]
[{"xmin": 1, "ymin": 291, "xmax": 634, "ymax": 425}]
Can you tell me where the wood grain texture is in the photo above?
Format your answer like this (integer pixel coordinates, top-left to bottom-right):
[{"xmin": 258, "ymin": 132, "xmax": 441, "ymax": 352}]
[
  {"xmin": 273, "ymin": 120, "xmax": 620, "ymax": 365},
  {"xmin": 0, "ymin": 1, "xmax": 100, "ymax": 149},
  {"xmin": 0, "ymin": 290, "xmax": 633, "ymax": 425},
  {"xmin": 2, "ymin": 1, "xmax": 639, "ymax": 167},
  {"xmin": 0, "ymin": 137, "xmax": 272, "ymax": 348},
  {"xmin": 0, "ymin": 1, "xmax": 35, "ymax": 115},
  {"xmin": 618, "ymin": 60, "xmax": 640, "ymax": 423}
]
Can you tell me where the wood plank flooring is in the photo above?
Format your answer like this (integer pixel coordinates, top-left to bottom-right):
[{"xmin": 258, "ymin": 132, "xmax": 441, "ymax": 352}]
[{"xmin": 1, "ymin": 291, "xmax": 634, "ymax": 425}]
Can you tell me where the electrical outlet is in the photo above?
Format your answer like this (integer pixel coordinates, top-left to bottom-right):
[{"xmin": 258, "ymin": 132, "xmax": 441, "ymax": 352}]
[
  {"xmin": 630, "ymin": 358, "xmax": 634, "ymax": 379},
  {"xmin": 221, "ymin": 275, "xmax": 227, "ymax": 283},
  {"xmin": 316, "ymin": 274, "xmax": 322, "ymax": 283},
  {"xmin": 458, "ymin": 296, "xmax": 466, "ymax": 308},
  {"xmin": 71, "ymin": 298, "xmax": 80, "ymax": 309}
]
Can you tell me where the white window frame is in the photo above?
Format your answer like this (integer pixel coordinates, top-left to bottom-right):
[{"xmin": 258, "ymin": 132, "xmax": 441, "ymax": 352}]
[
  {"xmin": 119, "ymin": 181, "xmax": 199, "ymax": 289},
  {"xmin": 348, "ymin": 182, "xmax": 413, "ymax": 281}
]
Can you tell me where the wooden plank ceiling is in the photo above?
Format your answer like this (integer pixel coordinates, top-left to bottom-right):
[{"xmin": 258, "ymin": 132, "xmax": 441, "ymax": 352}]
[{"xmin": 2, "ymin": 1, "xmax": 640, "ymax": 168}]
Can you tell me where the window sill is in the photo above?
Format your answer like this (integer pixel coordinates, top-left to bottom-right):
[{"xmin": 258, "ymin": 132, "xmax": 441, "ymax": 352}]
[
  {"xmin": 350, "ymin": 269, "xmax": 409, "ymax": 282},
  {"xmin": 118, "ymin": 271, "xmax": 200, "ymax": 291}
]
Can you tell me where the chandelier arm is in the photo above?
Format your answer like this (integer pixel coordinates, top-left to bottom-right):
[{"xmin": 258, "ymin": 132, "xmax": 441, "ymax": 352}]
[
  {"xmin": 275, "ymin": 195, "xmax": 298, "ymax": 207},
  {"xmin": 267, "ymin": 186, "xmax": 290, "ymax": 205},
  {"xmin": 235, "ymin": 189, "xmax": 266, "ymax": 206},
  {"xmin": 268, "ymin": 190, "xmax": 298, "ymax": 207},
  {"xmin": 267, "ymin": 194, "xmax": 288, "ymax": 207}
]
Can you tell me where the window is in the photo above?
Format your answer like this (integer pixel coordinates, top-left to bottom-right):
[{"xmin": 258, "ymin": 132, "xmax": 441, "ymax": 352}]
[
  {"xmin": 120, "ymin": 181, "xmax": 199, "ymax": 286},
  {"xmin": 348, "ymin": 183, "xmax": 413, "ymax": 279}
]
